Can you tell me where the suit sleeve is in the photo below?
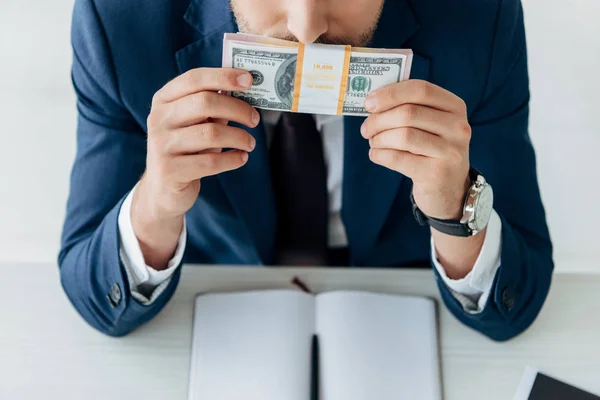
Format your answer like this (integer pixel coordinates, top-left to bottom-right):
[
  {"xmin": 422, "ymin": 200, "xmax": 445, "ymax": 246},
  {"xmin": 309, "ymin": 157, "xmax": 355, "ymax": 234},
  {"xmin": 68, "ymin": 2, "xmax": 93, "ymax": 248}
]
[
  {"xmin": 58, "ymin": 0, "xmax": 182, "ymax": 336},
  {"xmin": 433, "ymin": 0, "xmax": 554, "ymax": 341}
]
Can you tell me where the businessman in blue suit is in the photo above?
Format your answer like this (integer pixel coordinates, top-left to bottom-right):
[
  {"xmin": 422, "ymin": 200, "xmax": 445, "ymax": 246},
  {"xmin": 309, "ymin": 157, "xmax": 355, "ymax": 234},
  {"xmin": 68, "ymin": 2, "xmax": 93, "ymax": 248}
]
[{"xmin": 60, "ymin": 0, "xmax": 553, "ymax": 340}]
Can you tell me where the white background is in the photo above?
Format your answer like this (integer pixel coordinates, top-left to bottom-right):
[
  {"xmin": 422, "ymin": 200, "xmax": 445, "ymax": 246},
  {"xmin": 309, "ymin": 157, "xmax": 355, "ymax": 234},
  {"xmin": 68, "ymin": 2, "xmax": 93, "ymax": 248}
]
[{"xmin": 0, "ymin": 0, "xmax": 598, "ymax": 271}]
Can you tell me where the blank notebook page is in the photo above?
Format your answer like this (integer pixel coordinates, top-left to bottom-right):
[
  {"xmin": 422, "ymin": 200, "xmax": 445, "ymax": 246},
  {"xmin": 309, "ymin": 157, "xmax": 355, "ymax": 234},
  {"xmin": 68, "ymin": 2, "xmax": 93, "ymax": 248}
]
[
  {"xmin": 316, "ymin": 291, "xmax": 441, "ymax": 400},
  {"xmin": 189, "ymin": 291, "xmax": 315, "ymax": 400}
]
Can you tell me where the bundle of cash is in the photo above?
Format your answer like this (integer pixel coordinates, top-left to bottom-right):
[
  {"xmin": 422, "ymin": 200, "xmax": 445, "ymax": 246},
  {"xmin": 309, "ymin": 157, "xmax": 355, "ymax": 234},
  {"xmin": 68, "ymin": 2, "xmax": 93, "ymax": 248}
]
[{"xmin": 222, "ymin": 33, "xmax": 413, "ymax": 116}]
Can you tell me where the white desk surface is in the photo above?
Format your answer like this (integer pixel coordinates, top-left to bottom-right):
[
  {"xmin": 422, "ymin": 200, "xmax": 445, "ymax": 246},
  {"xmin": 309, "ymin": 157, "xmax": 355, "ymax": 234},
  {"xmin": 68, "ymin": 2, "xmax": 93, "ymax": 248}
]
[{"xmin": 0, "ymin": 263, "xmax": 599, "ymax": 400}]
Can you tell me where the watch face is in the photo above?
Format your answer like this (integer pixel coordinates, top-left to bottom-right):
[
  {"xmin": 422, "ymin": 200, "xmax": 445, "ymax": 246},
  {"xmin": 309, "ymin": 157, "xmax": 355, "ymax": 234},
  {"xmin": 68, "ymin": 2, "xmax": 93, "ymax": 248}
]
[{"xmin": 474, "ymin": 185, "xmax": 494, "ymax": 231}]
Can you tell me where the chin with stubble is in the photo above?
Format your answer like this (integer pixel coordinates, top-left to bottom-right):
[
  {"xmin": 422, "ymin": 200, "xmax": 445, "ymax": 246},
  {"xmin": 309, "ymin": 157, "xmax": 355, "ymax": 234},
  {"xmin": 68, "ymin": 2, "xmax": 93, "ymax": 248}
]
[{"xmin": 230, "ymin": 0, "xmax": 383, "ymax": 47}]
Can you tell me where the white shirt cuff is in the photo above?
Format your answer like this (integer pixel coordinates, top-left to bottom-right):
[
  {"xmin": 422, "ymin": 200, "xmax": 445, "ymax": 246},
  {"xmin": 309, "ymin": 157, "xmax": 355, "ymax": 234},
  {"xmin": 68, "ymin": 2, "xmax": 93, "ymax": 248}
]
[
  {"xmin": 118, "ymin": 184, "xmax": 187, "ymax": 305},
  {"xmin": 431, "ymin": 209, "xmax": 502, "ymax": 314}
]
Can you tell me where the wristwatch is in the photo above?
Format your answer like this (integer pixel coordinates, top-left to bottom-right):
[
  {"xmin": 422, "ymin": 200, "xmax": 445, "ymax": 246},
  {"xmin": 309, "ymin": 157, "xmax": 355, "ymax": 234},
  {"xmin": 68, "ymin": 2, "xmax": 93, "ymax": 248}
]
[{"xmin": 411, "ymin": 168, "xmax": 494, "ymax": 237}]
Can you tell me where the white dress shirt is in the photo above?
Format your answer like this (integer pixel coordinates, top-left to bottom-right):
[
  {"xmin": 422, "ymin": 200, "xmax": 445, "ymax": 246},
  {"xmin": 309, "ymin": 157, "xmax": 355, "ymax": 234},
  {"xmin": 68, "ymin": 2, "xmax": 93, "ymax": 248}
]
[{"xmin": 119, "ymin": 113, "xmax": 502, "ymax": 313}]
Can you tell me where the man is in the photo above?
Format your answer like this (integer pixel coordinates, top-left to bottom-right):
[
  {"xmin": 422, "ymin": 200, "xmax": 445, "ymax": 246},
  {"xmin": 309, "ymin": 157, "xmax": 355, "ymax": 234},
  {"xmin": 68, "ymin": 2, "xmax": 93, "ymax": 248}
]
[{"xmin": 60, "ymin": 0, "xmax": 553, "ymax": 339}]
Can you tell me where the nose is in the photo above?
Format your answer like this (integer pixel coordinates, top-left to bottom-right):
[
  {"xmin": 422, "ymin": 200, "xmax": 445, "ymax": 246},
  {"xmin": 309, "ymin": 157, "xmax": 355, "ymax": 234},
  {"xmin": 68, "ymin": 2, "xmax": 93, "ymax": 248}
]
[{"xmin": 287, "ymin": 0, "xmax": 328, "ymax": 44}]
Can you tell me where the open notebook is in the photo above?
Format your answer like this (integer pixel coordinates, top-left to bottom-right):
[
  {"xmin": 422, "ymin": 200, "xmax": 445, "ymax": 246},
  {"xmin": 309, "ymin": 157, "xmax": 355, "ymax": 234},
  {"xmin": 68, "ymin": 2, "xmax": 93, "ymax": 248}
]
[{"xmin": 188, "ymin": 290, "xmax": 441, "ymax": 400}]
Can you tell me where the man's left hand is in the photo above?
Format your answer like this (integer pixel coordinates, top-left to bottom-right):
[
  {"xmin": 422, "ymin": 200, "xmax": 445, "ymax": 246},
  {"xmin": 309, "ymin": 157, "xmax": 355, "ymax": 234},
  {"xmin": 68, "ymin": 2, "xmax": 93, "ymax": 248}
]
[{"xmin": 361, "ymin": 80, "xmax": 471, "ymax": 220}]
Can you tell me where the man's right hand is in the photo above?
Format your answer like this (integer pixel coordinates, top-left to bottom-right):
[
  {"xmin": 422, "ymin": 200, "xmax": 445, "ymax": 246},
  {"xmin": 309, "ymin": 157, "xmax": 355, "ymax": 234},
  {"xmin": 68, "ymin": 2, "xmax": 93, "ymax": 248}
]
[{"xmin": 131, "ymin": 68, "xmax": 259, "ymax": 269}]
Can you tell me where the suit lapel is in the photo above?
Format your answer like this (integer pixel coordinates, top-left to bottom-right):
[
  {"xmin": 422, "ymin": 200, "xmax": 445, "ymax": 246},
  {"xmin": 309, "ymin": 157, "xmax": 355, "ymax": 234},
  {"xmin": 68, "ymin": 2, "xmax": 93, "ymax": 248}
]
[
  {"xmin": 342, "ymin": 0, "xmax": 431, "ymax": 264},
  {"xmin": 175, "ymin": 0, "xmax": 276, "ymax": 263}
]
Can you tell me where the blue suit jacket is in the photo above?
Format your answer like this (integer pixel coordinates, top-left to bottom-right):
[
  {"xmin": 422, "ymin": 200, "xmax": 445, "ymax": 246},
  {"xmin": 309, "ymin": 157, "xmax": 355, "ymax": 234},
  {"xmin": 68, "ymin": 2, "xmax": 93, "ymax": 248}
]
[{"xmin": 60, "ymin": 0, "xmax": 553, "ymax": 339}]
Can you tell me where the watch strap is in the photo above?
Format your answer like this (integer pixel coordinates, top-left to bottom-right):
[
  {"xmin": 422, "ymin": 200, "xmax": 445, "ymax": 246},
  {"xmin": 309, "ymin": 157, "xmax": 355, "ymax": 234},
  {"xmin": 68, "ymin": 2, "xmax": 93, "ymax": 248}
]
[
  {"xmin": 410, "ymin": 167, "xmax": 483, "ymax": 237},
  {"xmin": 428, "ymin": 213, "xmax": 472, "ymax": 237},
  {"xmin": 411, "ymin": 193, "xmax": 472, "ymax": 237}
]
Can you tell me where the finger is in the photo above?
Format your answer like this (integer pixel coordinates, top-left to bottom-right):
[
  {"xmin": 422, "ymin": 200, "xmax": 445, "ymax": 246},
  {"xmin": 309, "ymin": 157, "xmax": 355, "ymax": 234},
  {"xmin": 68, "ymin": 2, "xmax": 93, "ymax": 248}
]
[
  {"xmin": 164, "ymin": 91, "xmax": 260, "ymax": 129},
  {"xmin": 369, "ymin": 148, "xmax": 428, "ymax": 179},
  {"xmin": 165, "ymin": 123, "xmax": 256, "ymax": 155},
  {"xmin": 368, "ymin": 127, "xmax": 446, "ymax": 158},
  {"xmin": 361, "ymin": 104, "xmax": 470, "ymax": 141},
  {"xmin": 154, "ymin": 68, "xmax": 253, "ymax": 104},
  {"xmin": 175, "ymin": 150, "xmax": 249, "ymax": 182},
  {"xmin": 365, "ymin": 80, "xmax": 466, "ymax": 114}
]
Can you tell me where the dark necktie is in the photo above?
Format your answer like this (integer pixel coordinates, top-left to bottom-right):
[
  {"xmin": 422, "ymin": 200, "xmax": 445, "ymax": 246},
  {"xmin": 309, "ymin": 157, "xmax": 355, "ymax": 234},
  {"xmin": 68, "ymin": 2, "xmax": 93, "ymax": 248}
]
[{"xmin": 269, "ymin": 112, "xmax": 328, "ymax": 266}]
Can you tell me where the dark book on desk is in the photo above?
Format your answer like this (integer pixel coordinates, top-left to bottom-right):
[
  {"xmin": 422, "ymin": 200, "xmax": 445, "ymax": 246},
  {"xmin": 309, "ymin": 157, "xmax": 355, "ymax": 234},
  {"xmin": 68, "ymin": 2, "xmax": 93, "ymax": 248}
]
[
  {"xmin": 188, "ymin": 290, "xmax": 441, "ymax": 400},
  {"xmin": 515, "ymin": 367, "xmax": 600, "ymax": 400}
]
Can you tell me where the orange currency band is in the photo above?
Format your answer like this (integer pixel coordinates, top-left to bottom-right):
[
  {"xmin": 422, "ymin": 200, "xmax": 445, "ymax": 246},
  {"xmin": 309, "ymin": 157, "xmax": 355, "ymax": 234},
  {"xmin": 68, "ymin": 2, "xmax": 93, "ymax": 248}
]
[
  {"xmin": 291, "ymin": 42, "xmax": 305, "ymax": 113},
  {"xmin": 336, "ymin": 45, "xmax": 352, "ymax": 116}
]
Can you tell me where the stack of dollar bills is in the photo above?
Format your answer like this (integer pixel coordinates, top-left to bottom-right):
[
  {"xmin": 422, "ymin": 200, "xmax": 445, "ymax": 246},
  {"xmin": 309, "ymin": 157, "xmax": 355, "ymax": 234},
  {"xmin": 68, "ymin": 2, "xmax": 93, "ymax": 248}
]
[{"xmin": 222, "ymin": 33, "xmax": 413, "ymax": 116}]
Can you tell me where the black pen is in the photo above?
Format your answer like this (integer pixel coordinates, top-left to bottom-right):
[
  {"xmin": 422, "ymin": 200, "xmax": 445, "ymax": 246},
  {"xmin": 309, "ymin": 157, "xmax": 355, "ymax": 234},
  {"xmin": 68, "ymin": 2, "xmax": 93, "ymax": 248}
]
[{"xmin": 311, "ymin": 334, "xmax": 319, "ymax": 400}]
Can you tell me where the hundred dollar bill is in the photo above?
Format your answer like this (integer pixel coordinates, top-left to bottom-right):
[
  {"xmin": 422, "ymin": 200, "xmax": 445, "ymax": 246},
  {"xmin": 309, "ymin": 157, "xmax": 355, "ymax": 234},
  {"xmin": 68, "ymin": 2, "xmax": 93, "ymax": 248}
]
[{"xmin": 222, "ymin": 33, "xmax": 413, "ymax": 116}]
